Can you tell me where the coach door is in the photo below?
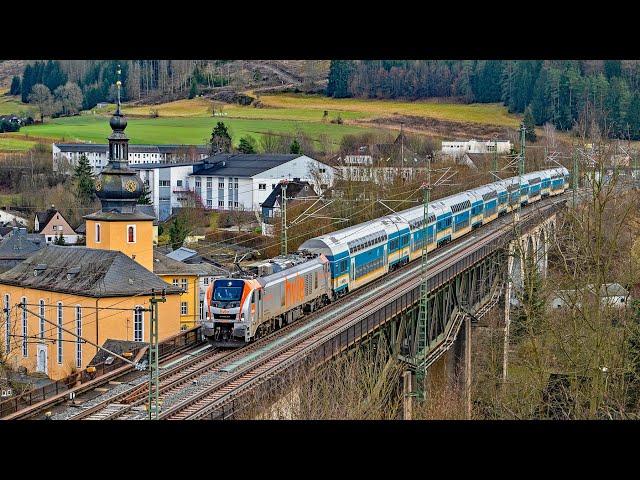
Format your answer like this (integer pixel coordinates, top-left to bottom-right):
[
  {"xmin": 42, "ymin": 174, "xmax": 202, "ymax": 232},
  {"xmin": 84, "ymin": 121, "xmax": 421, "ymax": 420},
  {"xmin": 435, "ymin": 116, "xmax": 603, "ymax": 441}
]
[{"xmin": 351, "ymin": 258, "xmax": 356, "ymax": 282}]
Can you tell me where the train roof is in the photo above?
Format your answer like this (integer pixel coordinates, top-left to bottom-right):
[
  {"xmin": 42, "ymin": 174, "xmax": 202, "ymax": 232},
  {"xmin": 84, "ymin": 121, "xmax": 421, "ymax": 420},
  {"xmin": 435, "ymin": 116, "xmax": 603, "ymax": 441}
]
[{"xmin": 257, "ymin": 255, "xmax": 327, "ymax": 286}]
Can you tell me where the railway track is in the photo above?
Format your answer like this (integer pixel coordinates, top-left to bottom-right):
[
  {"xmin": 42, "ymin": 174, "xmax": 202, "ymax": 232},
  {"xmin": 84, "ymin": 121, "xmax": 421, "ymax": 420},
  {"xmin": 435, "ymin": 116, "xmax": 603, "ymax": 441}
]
[{"xmin": 153, "ymin": 199, "xmax": 566, "ymax": 420}]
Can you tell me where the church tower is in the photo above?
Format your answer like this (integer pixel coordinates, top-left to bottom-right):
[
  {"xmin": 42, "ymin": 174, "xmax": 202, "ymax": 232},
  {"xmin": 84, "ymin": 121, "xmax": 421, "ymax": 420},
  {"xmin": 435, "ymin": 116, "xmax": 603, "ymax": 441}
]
[{"xmin": 84, "ymin": 66, "xmax": 155, "ymax": 271}]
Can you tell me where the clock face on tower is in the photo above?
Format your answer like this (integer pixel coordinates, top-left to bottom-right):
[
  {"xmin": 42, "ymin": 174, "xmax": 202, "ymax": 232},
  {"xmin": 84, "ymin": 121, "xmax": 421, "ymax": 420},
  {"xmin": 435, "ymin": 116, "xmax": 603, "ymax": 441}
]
[{"xmin": 125, "ymin": 180, "xmax": 138, "ymax": 193}]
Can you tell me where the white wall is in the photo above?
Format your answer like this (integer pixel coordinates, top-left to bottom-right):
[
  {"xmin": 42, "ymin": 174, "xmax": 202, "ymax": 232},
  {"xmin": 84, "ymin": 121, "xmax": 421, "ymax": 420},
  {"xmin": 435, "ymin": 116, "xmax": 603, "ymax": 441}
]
[
  {"xmin": 53, "ymin": 144, "xmax": 208, "ymax": 175},
  {"xmin": 0, "ymin": 210, "xmax": 27, "ymax": 226},
  {"xmin": 441, "ymin": 140, "xmax": 511, "ymax": 156},
  {"xmin": 189, "ymin": 155, "xmax": 335, "ymax": 212}
]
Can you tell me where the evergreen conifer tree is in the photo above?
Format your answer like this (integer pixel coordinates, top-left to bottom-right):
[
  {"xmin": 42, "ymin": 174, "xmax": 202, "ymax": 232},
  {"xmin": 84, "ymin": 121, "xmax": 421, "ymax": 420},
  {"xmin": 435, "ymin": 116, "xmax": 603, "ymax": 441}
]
[
  {"xmin": 138, "ymin": 183, "xmax": 152, "ymax": 205},
  {"xmin": 238, "ymin": 135, "xmax": 257, "ymax": 154},
  {"xmin": 73, "ymin": 154, "xmax": 95, "ymax": 206},
  {"xmin": 523, "ymin": 106, "xmax": 537, "ymax": 142},
  {"xmin": 210, "ymin": 121, "xmax": 232, "ymax": 154},
  {"xmin": 189, "ymin": 78, "xmax": 198, "ymax": 99},
  {"xmin": 289, "ymin": 138, "xmax": 302, "ymax": 154},
  {"xmin": 9, "ymin": 76, "xmax": 21, "ymax": 96},
  {"xmin": 169, "ymin": 216, "xmax": 189, "ymax": 250}
]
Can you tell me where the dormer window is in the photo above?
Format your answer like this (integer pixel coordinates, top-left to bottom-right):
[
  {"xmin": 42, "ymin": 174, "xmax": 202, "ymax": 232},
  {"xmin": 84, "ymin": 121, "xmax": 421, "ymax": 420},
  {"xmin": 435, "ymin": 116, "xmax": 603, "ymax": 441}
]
[
  {"xmin": 34, "ymin": 264, "xmax": 47, "ymax": 276},
  {"xmin": 66, "ymin": 266, "xmax": 80, "ymax": 281}
]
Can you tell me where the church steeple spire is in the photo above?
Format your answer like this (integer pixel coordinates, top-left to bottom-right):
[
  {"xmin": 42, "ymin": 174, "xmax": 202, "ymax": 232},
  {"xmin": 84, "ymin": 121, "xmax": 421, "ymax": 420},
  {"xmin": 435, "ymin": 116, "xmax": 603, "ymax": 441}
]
[{"xmin": 92, "ymin": 66, "xmax": 143, "ymax": 214}]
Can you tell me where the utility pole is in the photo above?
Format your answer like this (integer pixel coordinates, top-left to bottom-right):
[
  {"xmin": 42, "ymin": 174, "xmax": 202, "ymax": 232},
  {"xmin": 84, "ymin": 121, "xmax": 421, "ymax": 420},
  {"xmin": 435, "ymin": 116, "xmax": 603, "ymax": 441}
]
[
  {"xmin": 414, "ymin": 166, "xmax": 431, "ymax": 402},
  {"xmin": 517, "ymin": 123, "xmax": 526, "ymax": 220},
  {"xmin": 493, "ymin": 137, "xmax": 498, "ymax": 173},
  {"xmin": 400, "ymin": 122, "xmax": 405, "ymax": 165},
  {"xmin": 572, "ymin": 147, "xmax": 578, "ymax": 207},
  {"xmin": 148, "ymin": 288, "xmax": 166, "ymax": 420},
  {"xmin": 503, "ymin": 123, "xmax": 526, "ymax": 386},
  {"xmin": 280, "ymin": 179, "xmax": 288, "ymax": 256}
]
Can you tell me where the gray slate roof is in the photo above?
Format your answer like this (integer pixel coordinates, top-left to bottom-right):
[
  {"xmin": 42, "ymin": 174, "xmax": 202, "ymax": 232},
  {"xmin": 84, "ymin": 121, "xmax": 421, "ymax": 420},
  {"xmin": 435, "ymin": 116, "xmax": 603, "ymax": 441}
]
[
  {"xmin": 262, "ymin": 181, "xmax": 315, "ymax": 209},
  {"xmin": 193, "ymin": 154, "xmax": 303, "ymax": 177},
  {"xmin": 0, "ymin": 245, "xmax": 181, "ymax": 298},
  {"xmin": 166, "ymin": 247, "xmax": 198, "ymax": 262},
  {"xmin": 153, "ymin": 251, "xmax": 224, "ymax": 277},
  {"xmin": 0, "ymin": 229, "xmax": 45, "ymax": 260}
]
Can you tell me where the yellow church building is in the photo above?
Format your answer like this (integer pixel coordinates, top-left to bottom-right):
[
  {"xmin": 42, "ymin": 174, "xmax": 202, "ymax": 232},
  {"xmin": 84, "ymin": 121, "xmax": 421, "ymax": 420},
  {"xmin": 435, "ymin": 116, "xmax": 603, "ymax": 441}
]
[{"xmin": 0, "ymin": 79, "xmax": 187, "ymax": 380}]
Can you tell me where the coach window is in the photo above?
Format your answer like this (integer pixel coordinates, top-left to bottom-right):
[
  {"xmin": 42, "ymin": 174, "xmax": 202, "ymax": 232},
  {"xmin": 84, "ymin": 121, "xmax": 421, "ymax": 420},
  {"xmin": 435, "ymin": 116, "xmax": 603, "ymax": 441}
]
[{"xmin": 95, "ymin": 223, "xmax": 101, "ymax": 243}]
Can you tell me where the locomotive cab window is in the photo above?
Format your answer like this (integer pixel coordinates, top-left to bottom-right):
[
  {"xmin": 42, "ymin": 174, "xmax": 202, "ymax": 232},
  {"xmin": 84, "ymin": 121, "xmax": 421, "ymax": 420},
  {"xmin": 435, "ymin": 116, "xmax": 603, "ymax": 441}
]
[{"xmin": 212, "ymin": 279, "xmax": 244, "ymax": 302}]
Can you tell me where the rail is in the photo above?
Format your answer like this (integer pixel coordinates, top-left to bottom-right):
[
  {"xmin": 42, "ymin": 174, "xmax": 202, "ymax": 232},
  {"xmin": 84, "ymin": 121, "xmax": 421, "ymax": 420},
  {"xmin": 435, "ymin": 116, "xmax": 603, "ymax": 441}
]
[{"xmin": 0, "ymin": 326, "xmax": 201, "ymax": 419}]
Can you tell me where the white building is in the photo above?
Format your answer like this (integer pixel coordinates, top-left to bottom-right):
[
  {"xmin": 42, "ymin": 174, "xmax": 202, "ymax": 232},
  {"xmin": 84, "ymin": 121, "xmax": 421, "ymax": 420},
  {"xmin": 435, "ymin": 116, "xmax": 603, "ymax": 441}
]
[
  {"xmin": 441, "ymin": 139, "xmax": 512, "ymax": 157},
  {"xmin": 134, "ymin": 154, "xmax": 334, "ymax": 221},
  {"xmin": 549, "ymin": 283, "xmax": 630, "ymax": 310},
  {"xmin": 134, "ymin": 163, "xmax": 198, "ymax": 221},
  {"xmin": 0, "ymin": 208, "xmax": 28, "ymax": 227},
  {"xmin": 52, "ymin": 143, "xmax": 210, "ymax": 175},
  {"xmin": 336, "ymin": 165, "xmax": 429, "ymax": 184}
]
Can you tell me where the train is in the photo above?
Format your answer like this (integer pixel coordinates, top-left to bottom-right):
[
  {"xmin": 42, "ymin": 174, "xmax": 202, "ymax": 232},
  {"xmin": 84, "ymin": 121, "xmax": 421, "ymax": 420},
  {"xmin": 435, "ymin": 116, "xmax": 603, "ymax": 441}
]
[{"xmin": 201, "ymin": 167, "xmax": 570, "ymax": 346}]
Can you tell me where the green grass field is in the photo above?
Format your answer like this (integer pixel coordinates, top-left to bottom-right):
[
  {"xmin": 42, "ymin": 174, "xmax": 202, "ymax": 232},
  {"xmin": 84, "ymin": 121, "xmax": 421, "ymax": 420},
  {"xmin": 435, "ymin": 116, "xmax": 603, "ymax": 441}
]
[
  {"xmin": 0, "ymin": 93, "xmax": 35, "ymax": 116},
  {"xmin": 0, "ymin": 136, "xmax": 38, "ymax": 151},
  {"xmin": 0, "ymin": 92, "xmax": 522, "ymax": 153},
  {"xmin": 15, "ymin": 114, "xmax": 384, "ymax": 149}
]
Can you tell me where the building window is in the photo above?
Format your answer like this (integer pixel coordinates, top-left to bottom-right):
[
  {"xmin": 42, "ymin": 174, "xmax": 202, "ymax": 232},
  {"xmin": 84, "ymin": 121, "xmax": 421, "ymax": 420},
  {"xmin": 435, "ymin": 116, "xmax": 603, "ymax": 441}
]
[
  {"xmin": 181, "ymin": 302, "xmax": 188, "ymax": 316},
  {"xmin": 234, "ymin": 202, "xmax": 238, "ymax": 208},
  {"xmin": 39, "ymin": 299, "xmax": 45, "ymax": 340},
  {"xmin": 259, "ymin": 184, "xmax": 266, "ymax": 190},
  {"xmin": 172, "ymin": 278, "xmax": 178, "ymax": 287},
  {"xmin": 319, "ymin": 168, "xmax": 326, "ymax": 173},
  {"xmin": 4, "ymin": 294, "xmax": 9, "ymax": 353},
  {"xmin": 218, "ymin": 177, "xmax": 224, "ymax": 188},
  {"xmin": 134, "ymin": 306, "xmax": 144, "ymax": 342},
  {"xmin": 206, "ymin": 199, "xmax": 212, "ymax": 208},
  {"xmin": 195, "ymin": 178, "xmax": 201, "ymax": 188},
  {"xmin": 234, "ymin": 178, "xmax": 239, "ymax": 189},
  {"xmin": 203, "ymin": 277, "xmax": 209, "ymax": 285},
  {"xmin": 75, "ymin": 306, "xmax": 82, "ymax": 368},
  {"xmin": 95, "ymin": 223, "xmax": 101, "ymax": 243},
  {"xmin": 199, "ymin": 301, "xmax": 204, "ymax": 320},
  {"xmin": 159, "ymin": 180, "xmax": 170, "ymax": 187},
  {"xmin": 181, "ymin": 278, "xmax": 188, "ymax": 291},
  {"xmin": 21, "ymin": 297, "xmax": 27, "ymax": 357},
  {"xmin": 57, "ymin": 302, "xmax": 63, "ymax": 364},
  {"xmin": 127, "ymin": 225, "xmax": 136, "ymax": 243},
  {"xmin": 218, "ymin": 201, "xmax": 224, "ymax": 207},
  {"xmin": 207, "ymin": 177, "xmax": 213, "ymax": 188},
  {"xmin": 228, "ymin": 201, "xmax": 233, "ymax": 208},
  {"xmin": 177, "ymin": 180, "xmax": 183, "ymax": 187}
]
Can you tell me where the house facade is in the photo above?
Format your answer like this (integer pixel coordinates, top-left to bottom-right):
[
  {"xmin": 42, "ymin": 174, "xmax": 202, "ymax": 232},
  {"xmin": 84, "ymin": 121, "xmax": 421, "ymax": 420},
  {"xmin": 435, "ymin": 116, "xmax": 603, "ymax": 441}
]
[{"xmin": 34, "ymin": 207, "xmax": 80, "ymax": 245}]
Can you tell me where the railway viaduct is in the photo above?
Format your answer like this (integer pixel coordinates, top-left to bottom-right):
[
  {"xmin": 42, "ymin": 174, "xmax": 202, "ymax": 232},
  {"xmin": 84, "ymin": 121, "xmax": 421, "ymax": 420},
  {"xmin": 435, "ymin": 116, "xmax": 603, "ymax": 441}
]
[{"xmin": 199, "ymin": 197, "xmax": 566, "ymax": 420}]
